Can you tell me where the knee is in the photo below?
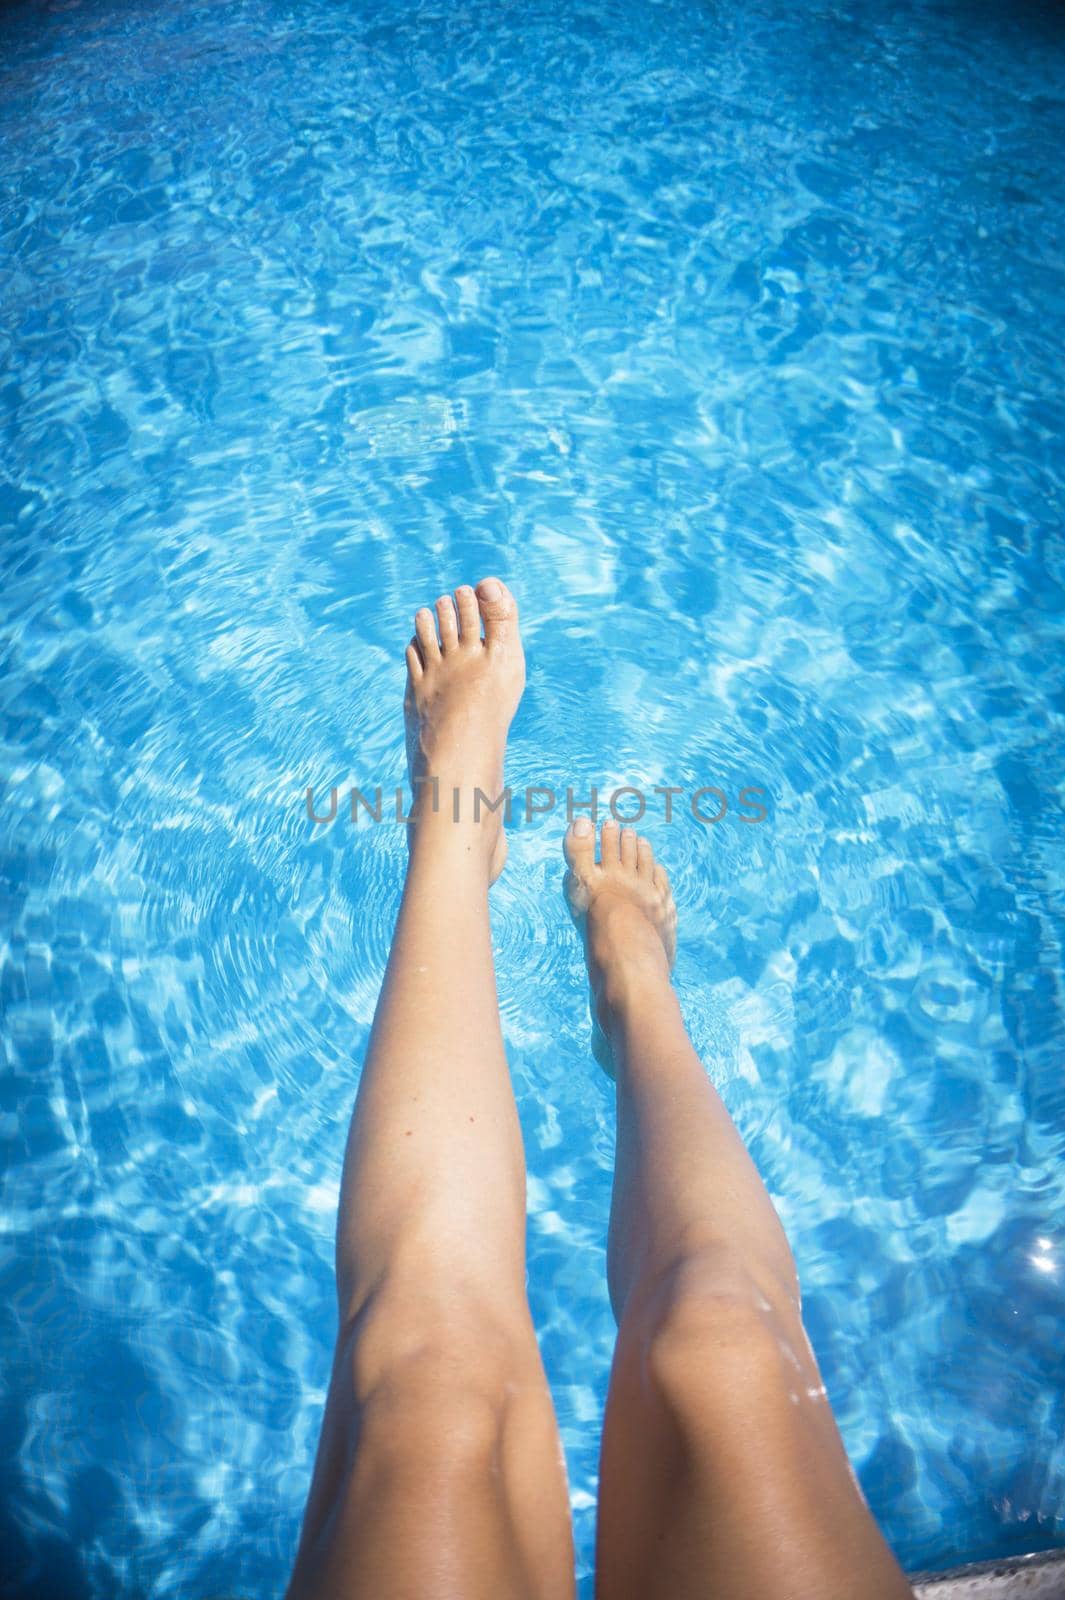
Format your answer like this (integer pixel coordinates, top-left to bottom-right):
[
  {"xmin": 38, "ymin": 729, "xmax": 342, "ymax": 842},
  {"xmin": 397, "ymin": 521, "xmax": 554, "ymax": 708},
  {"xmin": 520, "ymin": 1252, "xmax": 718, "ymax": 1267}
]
[
  {"xmin": 358, "ymin": 1352, "xmax": 506, "ymax": 1473},
  {"xmin": 341, "ymin": 1286, "xmax": 529, "ymax": 1468},
  {"xmin": 636, "ymin": 1243, "xmax": 806, "ymax": 1421}
]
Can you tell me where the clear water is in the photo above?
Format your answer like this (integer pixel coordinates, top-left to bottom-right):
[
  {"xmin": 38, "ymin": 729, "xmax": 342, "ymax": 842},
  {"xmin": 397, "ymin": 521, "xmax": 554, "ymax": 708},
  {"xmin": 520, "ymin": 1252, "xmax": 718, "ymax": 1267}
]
[{"xmin": 2, "ymin": 0, "xmax": 1064, "ymax": 1594}]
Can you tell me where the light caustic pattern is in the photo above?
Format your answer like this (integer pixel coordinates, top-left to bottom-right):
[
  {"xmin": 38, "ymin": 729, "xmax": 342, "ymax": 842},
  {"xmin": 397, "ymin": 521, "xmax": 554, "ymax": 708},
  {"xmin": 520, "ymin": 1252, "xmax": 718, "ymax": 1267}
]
[{"xmin": 1, "ymin": 0, "xmax": 1063, "ymax": 1594}]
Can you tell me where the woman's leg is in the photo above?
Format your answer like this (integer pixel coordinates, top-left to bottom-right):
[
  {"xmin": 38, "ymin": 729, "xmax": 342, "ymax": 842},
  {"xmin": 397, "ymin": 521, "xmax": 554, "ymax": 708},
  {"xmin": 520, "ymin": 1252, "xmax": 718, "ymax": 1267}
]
[
  {"xmin": 564, "ymin": 818, "xmax": 913, "ymax": 1600},
  {"xmin": 287, "ymin": 580, "xmax": 574, "ymax": 1600}
]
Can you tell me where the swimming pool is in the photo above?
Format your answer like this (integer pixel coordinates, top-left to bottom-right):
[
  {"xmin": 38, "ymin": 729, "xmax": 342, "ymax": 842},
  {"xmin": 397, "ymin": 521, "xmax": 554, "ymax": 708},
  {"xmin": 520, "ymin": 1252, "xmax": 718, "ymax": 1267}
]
[{"xmin": 1, "ymin": 0, "xmax": 1063, "ymax": 1593}]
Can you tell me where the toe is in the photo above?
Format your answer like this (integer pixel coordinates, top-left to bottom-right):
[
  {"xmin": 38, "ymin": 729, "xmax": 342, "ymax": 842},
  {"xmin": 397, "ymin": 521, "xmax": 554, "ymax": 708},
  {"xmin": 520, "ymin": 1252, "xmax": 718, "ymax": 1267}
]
[
  {"xmin": 435, "ymin": 593, "xmax": 459, "ymax": 652},
  {"xmin": 405, "ymin": 640, "xmax": 423, "ymax": 683},
  {"xmin": 476, "ymin": 576, "xmax": 517, "ymax": 648},
  {"xmin": 455, "ymin": 584, "xmax": 481, "ymax": 647},
  {"xmin": 636, "ymin": 835, "xmax": 654, "ymax": 876},
  {"xmin": 564, "ymin": 814, "xmax": 596, "ymax": 874},
  {"xmin": 620, "ymin": 826, "xmax": 638, "ymax": 870},
  {"xmin": 414, "ymin": 606, "xmax": 440, "ymax": 661},
  {"xmin": 653, "ymin": 862, "xmax": 672, "ymax": 896},
  {"xmin": 599, "ymin": 817, "xmax": 621, "ymax": 865}
]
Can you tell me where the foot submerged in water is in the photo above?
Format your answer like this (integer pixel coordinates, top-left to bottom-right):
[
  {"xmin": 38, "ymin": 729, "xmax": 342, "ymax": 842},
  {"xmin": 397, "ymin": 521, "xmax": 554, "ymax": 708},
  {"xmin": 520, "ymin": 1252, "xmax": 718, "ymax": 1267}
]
[
  {"xmin": 563, "ymin": 817, "xmax": 678, "ymax": 1077},
  {"xmin": 403, "ymin": 577, "xmax": 525, "ymax": 884}
]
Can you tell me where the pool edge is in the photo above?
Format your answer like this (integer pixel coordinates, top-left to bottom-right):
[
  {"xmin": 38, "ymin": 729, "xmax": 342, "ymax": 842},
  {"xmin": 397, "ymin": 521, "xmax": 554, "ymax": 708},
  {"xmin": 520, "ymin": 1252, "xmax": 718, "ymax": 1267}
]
[{"xmin": 912, "ymin": 1549, "xmax": 1065, "ymax": 1597}]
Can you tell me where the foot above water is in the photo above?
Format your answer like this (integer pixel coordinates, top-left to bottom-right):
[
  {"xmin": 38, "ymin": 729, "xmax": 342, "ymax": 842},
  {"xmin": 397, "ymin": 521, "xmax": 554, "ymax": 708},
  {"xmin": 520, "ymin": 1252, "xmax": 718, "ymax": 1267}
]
[
  {"xmin": 564, "ymin": 817, "xmax": 678, "ymax": 1075},
  {"xmin": 403, "ymin": 577, "xmax": 525, "ymax": 884}
]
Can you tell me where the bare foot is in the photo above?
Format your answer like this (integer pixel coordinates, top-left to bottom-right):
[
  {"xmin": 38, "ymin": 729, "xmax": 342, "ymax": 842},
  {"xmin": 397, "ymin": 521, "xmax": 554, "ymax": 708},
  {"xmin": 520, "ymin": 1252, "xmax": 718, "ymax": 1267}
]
[
  {"xmin": 563, "ymin": 817, "xmax": 677, "ymax": 1077},
  {"xmin": 404, "ymin": 577, "xmax": 525, "ymax": 884}
]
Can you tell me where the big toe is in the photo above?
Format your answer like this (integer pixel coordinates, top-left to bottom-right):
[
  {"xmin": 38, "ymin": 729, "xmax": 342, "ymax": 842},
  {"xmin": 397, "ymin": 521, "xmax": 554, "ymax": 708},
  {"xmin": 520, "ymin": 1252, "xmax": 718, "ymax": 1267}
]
[
  {"xmin": 564, "ymin": 815, "xmax": 596, "ymax": 875},
  {"xmin": 476, "ymin": 576, "xmax": 518, "ymax": 648}
]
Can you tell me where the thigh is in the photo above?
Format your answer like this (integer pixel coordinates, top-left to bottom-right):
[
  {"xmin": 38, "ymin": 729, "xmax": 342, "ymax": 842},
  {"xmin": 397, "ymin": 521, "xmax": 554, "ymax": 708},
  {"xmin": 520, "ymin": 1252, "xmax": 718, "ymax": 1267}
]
[
  {"xmin": 594, "ymin": 1277, "xmax": 913, "ymax": 1600},
  {"xmin": 287, "ymin": 1310, "xmax": 575, "ymax": 1600}
]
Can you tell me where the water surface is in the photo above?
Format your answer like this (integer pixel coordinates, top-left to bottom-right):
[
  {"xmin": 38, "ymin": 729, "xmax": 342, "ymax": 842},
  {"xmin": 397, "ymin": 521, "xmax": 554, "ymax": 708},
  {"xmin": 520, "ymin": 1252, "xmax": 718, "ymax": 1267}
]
[{"xmin": 2, "ymin": 0, "xmax": 1064, "ymax": 1593}]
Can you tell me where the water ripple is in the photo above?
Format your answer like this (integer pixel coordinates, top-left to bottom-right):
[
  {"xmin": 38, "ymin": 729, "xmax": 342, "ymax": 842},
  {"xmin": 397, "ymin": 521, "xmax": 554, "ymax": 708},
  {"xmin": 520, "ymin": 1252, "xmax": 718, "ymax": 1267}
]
[{"xmin": 2, "ymin": 0, "xmax": 1064, "ymax": 1593}]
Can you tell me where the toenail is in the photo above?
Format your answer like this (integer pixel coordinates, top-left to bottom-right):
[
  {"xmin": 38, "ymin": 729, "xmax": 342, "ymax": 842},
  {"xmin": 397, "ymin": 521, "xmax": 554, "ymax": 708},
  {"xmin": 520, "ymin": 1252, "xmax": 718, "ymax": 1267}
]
[
  {"xmin": 479, "ymin": 578, "xmax": 502, "ymax": 600},
  {"xmin": 572, "ymin": 816, "xmax": 592, "ymax": 837}
]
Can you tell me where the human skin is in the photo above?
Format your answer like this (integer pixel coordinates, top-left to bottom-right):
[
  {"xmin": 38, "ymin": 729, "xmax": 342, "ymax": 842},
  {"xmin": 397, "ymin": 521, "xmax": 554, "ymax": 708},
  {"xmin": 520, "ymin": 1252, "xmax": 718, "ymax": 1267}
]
[{"xmin": 286, "ymin": 578, "xmax": 913, "ymax": 1600}]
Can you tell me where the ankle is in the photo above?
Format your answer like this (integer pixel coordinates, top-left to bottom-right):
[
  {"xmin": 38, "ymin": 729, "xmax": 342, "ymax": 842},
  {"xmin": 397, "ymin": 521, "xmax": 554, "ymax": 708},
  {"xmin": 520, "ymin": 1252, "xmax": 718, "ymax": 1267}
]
[
  {"xmin": 408, "ymin": 769, "xmax": 507, "ymax": 815},
  {"xmin": 593, "ymin": 949, "xmax": 675, "ymax": 1039},
  {"xmin": 406, "ymin": 805, "xmax": 500, "ymax": 876}
]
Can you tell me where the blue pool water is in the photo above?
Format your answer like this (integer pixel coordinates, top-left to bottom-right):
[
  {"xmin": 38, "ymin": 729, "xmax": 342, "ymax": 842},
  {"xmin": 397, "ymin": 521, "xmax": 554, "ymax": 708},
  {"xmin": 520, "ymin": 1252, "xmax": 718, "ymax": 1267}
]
[{"xmin": 2, "ymin": 0, "xmax": 1064, "ymax": 1594}]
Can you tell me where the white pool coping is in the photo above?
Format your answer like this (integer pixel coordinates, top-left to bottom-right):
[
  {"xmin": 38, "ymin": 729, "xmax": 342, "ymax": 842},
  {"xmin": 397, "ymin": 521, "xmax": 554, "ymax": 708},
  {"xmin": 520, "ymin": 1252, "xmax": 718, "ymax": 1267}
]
[{"xmin": 912, "ymin": 1549, "xmax": 1065, "ymax": 1598}]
